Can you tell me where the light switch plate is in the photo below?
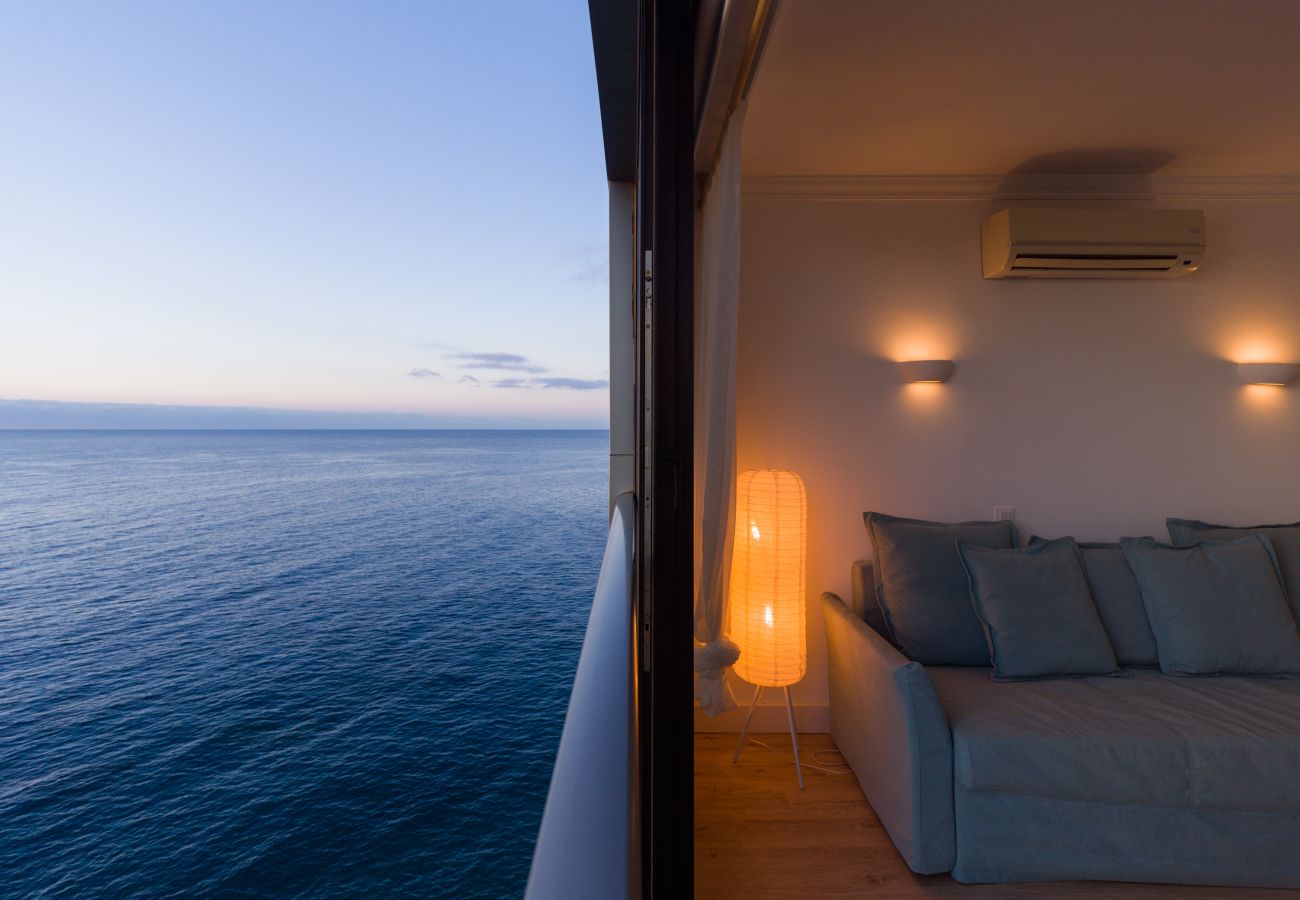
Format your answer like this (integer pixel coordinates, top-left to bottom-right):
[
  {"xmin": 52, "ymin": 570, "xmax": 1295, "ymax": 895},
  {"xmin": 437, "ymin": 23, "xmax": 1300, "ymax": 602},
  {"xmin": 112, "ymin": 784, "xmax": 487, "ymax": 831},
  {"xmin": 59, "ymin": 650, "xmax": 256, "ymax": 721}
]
[{"xmin": 994, "ymin": 506, "xmax": 1016, "ymax": 522}]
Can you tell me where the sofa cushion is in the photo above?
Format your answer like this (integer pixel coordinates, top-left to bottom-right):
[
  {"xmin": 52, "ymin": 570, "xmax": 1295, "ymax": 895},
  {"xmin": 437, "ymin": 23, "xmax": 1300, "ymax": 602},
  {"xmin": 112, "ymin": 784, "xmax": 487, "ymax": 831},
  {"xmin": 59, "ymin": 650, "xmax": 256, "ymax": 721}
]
[
  {"xmin": 1122, "ymin": 536, "xmax": 1300, "ymax": 676},
  {"xmin": 930, "ymin": 667, "xmax": 1300, "ymax": 812},
  {"xmin": 1168, "ymin": 518, "xmax": 1300, "ymax": 624},
  {"xmin": 959, "ymin": 538, "xmax": 1120, "ymax": 680},
  {"xmin": 864, "ymin": 512, "xmax": 1017, "ymax": 665},
  {"xmin": 1030, "ymin": 537, "xmax": 1159, "ymax": 667},
  {"xmin": 850, "ymin": 559, "xmax": 889, "ymax": 635}
]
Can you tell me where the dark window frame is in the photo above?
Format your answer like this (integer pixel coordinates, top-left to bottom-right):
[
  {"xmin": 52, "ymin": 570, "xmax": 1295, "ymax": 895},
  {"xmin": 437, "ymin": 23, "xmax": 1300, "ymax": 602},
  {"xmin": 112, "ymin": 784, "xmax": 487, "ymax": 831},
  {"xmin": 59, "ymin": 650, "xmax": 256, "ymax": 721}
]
[{"xmin": 634, "ymin": 1, "xmax": 695, "ymax": 897}]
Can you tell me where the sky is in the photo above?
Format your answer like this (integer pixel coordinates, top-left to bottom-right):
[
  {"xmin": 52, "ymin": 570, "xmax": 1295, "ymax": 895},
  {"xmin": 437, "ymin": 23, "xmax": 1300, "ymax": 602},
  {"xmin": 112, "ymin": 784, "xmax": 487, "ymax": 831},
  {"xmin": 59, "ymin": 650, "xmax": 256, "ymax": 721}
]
[{"xmin": 0, "ymin": 1, "xmax": 610, "ymax": 428}]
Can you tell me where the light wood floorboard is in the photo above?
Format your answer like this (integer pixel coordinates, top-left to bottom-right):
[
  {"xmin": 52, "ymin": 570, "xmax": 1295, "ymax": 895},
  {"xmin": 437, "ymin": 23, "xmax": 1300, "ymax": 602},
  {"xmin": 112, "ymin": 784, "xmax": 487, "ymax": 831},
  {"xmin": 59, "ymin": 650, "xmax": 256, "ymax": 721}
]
[{"xmin": 696, "ymin": 732, "xmax": 1292, "ymax": 900}]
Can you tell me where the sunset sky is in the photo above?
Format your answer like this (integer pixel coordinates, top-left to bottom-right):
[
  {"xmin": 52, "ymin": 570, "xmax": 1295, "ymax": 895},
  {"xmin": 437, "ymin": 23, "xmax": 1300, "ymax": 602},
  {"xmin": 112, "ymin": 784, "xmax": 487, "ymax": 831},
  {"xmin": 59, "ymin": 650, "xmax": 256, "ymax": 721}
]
[{"xmin": 0, "ymin": 1, "xmax": 609, "ymax": 428}]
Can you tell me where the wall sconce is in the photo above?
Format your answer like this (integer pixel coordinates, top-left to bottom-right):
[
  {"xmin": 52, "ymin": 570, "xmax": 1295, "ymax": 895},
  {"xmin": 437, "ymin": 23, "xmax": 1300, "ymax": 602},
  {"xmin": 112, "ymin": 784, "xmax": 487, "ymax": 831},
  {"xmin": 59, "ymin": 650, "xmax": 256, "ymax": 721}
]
[
  {"xmin": 897, "ymin": 359, "xmax": 955, "ymax": 383},
  {"xmin": 1237, "ymin": 362, "xmax": 1300, "ymax": 386}
]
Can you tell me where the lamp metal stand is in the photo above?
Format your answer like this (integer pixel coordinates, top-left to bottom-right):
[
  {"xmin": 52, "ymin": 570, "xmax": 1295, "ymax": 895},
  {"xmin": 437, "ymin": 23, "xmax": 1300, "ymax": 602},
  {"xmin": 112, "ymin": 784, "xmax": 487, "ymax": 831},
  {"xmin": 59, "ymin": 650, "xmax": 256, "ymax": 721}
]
[{"xmin": 732, "ymin": 682, "xmax": 805, "ymax": 790}]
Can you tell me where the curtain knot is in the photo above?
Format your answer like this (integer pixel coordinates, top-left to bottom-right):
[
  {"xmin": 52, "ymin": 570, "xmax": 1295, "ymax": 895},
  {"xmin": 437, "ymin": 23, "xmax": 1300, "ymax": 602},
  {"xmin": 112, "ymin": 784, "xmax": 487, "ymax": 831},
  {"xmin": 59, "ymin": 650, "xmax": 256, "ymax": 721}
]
[
  {"xmin": 694, "ymin": 637, "xmax": 740, "ymax": 671},
  {"xmin": 694, "ymin": 637, "xmax": 740, "ymax": 716}
]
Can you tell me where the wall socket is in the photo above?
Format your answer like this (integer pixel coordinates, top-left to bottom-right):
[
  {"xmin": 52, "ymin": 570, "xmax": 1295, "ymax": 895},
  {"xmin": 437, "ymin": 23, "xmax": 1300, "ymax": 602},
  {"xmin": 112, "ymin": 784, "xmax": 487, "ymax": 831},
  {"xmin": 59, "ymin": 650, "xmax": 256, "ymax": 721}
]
[{"xmin": 994, "ymin": 506, "xmax": 1016, "ymax": 522}]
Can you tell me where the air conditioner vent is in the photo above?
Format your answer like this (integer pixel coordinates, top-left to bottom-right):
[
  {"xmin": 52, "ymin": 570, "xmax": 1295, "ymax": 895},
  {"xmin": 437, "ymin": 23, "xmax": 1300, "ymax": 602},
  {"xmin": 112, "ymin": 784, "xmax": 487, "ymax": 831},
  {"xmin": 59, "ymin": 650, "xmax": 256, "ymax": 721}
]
[{"xmin": 982, "ymin": 209, "xmax": 1205, "ymax": 279}]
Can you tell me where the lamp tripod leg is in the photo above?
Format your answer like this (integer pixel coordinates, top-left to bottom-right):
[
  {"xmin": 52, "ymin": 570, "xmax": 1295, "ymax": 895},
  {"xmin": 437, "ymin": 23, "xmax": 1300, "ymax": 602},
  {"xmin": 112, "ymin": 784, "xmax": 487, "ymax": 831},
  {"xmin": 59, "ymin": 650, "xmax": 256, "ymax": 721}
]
[
  {"xmin": 732, "ymin": 684, "xmax": 763, "ymax": 763},
  {"xmin": 784, "ymin": 685, "xmax": 804, "ymax": 790}
]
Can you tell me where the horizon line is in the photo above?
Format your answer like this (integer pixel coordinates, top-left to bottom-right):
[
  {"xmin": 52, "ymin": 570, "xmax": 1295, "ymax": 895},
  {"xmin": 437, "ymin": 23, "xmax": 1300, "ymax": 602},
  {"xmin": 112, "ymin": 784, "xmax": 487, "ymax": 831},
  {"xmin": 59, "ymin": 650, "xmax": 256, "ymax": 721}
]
[
  {"xmin": 0, "ymin": 426, "xmax": 610, "ymax": 432},
  {"xmin": 0, "ymin": 397, "xmax": 608, "ymax": 431}
]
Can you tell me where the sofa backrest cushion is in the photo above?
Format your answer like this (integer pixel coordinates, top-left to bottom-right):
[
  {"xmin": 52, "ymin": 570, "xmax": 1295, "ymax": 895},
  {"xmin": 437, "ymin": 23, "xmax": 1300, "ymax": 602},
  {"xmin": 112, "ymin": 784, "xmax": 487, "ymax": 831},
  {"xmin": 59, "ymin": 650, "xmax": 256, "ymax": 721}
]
[
  {"xmin": 851, "ymin": 559, "xmax": 890, "ymax": 636},
  {"xmin": 864, "ymin": 512, "xmax": 1017, "ymax": 665},
  {"xmin": 959, "ymin": 537, "xmax": 1121, "ymax": 681},
  {"xmin": 1167, "ymin": 518, "xmax": 1300, "ymax": 625},
  {"xmin": 1030, "ymin": 537, "xmax": 1159, "ymax": 667},
  {"xmin": 1122, "ymin": 536, "xmax": 1300, "ymax": 676}
]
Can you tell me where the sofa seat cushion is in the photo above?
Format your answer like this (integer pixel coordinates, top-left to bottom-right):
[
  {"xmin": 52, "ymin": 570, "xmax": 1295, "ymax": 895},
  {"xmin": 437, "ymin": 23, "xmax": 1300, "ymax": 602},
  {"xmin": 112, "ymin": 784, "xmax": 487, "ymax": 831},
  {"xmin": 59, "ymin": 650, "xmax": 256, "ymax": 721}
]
[{"xmin": 929, "ymin": 667, "xmax": 1300, "ymax": 813}]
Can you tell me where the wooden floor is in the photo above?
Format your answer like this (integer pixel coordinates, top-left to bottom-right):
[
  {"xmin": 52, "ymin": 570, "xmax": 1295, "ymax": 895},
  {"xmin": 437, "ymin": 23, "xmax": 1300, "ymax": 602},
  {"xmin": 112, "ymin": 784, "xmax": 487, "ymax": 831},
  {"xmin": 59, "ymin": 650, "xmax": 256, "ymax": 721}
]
[{"xmin": 696, "ymin": 733, "xmax": 1292, "ymax": 900}]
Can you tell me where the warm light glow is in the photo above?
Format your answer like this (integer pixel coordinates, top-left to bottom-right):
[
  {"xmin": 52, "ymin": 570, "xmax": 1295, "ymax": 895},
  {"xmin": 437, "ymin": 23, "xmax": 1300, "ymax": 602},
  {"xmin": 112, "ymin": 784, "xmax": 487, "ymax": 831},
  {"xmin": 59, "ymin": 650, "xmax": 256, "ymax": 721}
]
[
  {"xmin": 875, "ymin": 311, "xmax": 959, "ymax": 363},
  {"xmin": 1236, "ymin": 346, "xmax": 1280, "ymax": 364},
  {"xmin": 1222, "ymin": 331, "xmax": 1287, "ymax": 365},
  {"xmin": 1241, "ymin": 382, "xmax": 1288, "ymax": 414},
  {"xmin": 730, "ymin": 469, "xmax": 807, "ymax": 688},
  {"xmin": 901, "ymin": 381, "xmax": 949, "ymax": 407}
]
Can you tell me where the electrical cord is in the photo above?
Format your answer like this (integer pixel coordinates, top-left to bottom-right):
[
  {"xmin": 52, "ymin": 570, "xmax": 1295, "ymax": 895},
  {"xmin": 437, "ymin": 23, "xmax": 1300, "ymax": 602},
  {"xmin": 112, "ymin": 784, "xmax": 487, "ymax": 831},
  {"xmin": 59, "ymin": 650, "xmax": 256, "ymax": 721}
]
[{"xmin": 742, "ymin": 735, "xmax": 852, "ymax": 776}]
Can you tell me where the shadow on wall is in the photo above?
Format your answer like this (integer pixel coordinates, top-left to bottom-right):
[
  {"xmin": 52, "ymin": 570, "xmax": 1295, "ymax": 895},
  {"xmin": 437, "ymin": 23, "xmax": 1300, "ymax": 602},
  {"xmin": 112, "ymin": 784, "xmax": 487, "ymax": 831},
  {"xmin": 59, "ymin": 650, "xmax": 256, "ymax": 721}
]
[{"xmin": 994, "ymin": 148, "xmax": 1177, "ymax": 201}]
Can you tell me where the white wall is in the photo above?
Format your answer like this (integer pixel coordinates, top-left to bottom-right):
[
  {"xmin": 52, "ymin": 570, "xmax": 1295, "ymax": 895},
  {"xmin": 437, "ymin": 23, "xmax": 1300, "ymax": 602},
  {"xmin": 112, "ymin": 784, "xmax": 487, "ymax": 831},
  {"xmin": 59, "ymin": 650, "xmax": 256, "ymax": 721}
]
[
  {"xmin": 608, "ymin": 181, "xmax": 636, "ymax": 514},
  {"xmin": 733, "ymin": 194, "xmax": 1300, "ymax": 714}
]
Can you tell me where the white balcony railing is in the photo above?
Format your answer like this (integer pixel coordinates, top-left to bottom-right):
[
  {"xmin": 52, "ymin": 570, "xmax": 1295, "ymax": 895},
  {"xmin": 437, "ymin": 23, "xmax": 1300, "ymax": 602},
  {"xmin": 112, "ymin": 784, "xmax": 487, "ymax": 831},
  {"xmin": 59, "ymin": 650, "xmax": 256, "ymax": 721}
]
[{"xmin": 526, "ymin": 491, "xmax": 637, "ymax": 900}]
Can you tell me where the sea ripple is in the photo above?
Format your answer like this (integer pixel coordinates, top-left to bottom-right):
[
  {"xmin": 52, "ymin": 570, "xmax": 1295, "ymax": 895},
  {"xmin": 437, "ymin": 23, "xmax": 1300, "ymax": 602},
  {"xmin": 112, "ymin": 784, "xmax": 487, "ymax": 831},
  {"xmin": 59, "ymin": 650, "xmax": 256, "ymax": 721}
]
[{"xmin": 0, "ymin": 430, "xmax": 607, "ymax": 899}]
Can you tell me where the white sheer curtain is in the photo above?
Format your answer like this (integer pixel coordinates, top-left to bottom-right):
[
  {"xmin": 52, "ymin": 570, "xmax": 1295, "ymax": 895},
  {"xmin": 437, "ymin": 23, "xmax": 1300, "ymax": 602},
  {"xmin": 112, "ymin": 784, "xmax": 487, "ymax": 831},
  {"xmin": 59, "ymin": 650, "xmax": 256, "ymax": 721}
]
[{"xmin": 693, "ymin": 102, "xmax": 746, "ymax": 716}]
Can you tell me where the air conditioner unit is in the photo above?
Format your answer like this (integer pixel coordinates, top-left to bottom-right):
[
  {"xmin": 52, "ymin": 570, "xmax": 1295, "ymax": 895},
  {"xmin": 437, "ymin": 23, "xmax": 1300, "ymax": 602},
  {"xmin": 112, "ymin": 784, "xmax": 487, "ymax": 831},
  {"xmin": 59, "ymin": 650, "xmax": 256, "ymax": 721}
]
[{"xmin": 981, "ymin": 208, "xmax": 1205, "ymax": 279}]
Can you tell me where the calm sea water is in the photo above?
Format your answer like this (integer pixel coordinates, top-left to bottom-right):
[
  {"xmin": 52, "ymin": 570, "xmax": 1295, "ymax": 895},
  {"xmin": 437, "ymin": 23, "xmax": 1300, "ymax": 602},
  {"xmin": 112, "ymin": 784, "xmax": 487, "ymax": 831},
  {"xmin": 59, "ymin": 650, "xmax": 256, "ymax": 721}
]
[{"xmin": 0, "ymin": 430, "xmax": 607, "ymax": 899}]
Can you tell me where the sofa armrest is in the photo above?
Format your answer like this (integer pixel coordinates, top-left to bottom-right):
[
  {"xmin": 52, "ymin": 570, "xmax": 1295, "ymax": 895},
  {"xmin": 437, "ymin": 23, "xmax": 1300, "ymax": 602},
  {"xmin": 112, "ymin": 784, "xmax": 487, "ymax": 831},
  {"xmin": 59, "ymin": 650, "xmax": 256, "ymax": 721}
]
[{"xmin": 822, "ymin": 592, "xmax": 955, "ymax": 874}]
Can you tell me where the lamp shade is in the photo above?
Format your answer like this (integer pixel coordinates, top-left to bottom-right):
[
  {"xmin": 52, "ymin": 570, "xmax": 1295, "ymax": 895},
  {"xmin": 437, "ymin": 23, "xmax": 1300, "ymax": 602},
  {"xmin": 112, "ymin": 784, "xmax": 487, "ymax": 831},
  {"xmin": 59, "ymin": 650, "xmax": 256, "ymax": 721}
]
[{"xmin": 729, "ymin": 469, "xmax": 807, "ymax": 688}]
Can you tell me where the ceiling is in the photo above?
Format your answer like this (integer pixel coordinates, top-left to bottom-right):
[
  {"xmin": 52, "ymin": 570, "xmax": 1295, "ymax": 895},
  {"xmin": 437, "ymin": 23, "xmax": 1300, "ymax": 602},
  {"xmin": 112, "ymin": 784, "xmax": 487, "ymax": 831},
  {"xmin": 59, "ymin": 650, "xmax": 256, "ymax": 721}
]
[{"xmin": 743, "ymin": 0, "xmax": 1300, "ymax": 178}]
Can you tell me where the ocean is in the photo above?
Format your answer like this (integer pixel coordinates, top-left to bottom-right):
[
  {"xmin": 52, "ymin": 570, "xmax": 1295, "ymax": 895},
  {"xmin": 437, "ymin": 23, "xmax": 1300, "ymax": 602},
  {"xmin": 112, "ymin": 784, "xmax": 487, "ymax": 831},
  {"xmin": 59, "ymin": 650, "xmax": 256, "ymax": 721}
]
[{"xmin": 0, "ymin": 430, "xmax": 608, "ymax": 899}]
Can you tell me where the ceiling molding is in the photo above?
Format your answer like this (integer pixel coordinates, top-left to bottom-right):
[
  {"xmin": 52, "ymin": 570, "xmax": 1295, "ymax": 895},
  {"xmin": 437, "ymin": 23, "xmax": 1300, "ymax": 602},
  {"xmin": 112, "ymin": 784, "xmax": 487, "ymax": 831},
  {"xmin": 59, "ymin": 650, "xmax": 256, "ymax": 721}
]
[{"xmin": 743, "ymin": 174, "xmax": 1300, "ymax": 201}]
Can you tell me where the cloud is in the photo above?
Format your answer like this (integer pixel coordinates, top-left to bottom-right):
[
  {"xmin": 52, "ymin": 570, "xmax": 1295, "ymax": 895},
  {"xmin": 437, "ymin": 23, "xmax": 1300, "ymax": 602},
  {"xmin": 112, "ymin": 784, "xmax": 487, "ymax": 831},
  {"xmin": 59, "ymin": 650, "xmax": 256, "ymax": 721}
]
[
  {"xmin": 559, "ymin": 246, "xmax": 608, "ymax": 285},
  {"xmin": 491, "ymin": 376, "xmax": 609, "ymax": 391},
  {"xmin": 534, "ymin": 377, "xmax": 609, "ymax": 390},
  {"xmin": 572, "ymin": 264, "xmax": 606, "ymax": 285},
  {"xmin": 408, "ymin": 367, "xmax": 440, "ymax": 378},
  {"xmin": 423, "ymin": 347, "xmax": 603, "ymax": 390},
  {"xmin": 450, "ymin": 351, "xmax": 546, "ymax": 373}
]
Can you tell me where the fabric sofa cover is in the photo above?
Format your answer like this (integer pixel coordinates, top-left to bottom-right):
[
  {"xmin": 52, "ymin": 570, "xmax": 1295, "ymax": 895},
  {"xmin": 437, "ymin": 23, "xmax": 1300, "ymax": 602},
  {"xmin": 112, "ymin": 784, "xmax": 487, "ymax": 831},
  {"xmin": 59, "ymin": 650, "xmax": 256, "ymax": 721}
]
[
  {"xmin": 930, "ymin": 667, "xmax": 1300, "ymax": 812},
  {"xmin": 822, "ymin": 592, "xmax": 955, "ymax": 874},
  {"xmin": 826, "ymin": 563, "xmax": 1300, "ymax": 889}
]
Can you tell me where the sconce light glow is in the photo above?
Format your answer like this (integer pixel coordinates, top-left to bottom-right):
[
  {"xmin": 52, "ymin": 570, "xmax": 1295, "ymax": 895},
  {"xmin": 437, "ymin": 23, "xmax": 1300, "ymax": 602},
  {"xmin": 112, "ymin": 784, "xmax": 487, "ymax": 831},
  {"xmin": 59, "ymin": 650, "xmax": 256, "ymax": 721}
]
[
  {"xmin": 1236, "ymin": 362, "xmax": 1300, "ymax": 387},
  {"xmin": 897, "ymin": 359, "xmax": 955, "ymax": 384}
]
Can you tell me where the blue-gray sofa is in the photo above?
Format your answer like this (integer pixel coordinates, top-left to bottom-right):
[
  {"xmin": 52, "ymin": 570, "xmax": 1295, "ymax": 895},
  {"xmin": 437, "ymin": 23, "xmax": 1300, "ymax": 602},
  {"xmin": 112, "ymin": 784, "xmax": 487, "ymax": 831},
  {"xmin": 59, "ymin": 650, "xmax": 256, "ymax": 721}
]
[{"xmin": 823, "ymin": 558, "xmax": 1300, "ymax": 889}]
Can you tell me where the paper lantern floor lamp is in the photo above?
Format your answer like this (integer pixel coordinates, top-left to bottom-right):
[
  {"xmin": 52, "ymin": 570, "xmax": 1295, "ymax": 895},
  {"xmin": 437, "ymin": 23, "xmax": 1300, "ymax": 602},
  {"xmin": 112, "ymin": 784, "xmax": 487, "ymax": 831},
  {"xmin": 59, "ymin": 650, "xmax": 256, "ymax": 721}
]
[{"xmin": 729, "ymin": 468, "xmax": 808, "ymax": 789}]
